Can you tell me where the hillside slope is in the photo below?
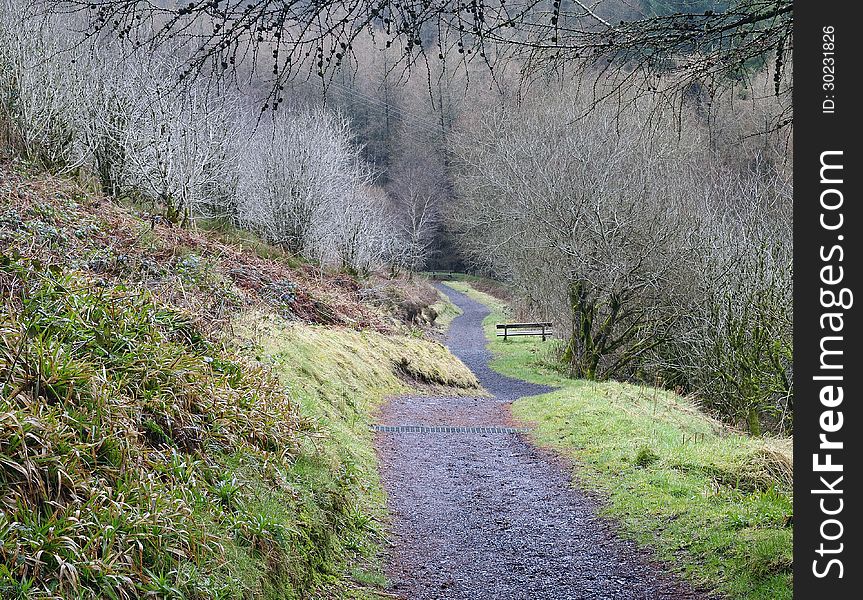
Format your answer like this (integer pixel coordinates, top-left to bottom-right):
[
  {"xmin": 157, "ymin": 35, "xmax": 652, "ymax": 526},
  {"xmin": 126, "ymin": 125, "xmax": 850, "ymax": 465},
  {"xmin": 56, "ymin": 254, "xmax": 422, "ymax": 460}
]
[{"xmin": 0, "ymin": 163, "xmax": 478, "ymax": 598}]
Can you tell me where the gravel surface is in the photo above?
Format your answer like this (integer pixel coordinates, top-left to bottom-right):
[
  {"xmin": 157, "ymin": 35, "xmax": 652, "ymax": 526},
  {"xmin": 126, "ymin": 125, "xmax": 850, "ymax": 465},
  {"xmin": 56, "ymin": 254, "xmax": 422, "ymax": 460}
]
[
  {"xmin": 430, "ymin": 285, "xmax": 555, "ymax": 402},
  {"xmin": 375, "ymin": 284, "xmax": 703, "ymax": 599}
]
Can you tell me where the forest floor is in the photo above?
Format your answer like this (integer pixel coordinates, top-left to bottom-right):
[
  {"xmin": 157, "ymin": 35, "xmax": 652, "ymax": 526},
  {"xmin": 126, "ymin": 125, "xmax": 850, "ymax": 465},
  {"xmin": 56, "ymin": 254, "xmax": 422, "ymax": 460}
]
[{"xmin": 375, "ymin": 285, "xmax": 702, "ymax": 599}]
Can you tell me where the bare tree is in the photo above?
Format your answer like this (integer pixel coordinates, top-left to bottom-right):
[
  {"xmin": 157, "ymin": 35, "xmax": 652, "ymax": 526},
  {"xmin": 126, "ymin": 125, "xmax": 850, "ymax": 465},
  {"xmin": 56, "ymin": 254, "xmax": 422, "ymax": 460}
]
[
  {"xmin": 386, "ymin": 130, "xmax": 448, "ymax": 271},
  {"xmin": 236, "ymin": 106, "xmax": 402, "ymax": 271},
  {"xmin": 659, "ymin": 154, "xmax": 792, "ymax": 434},
  {"xmin": 42, "ymin": 1, "xmax": 792, "ymax": 123},
  {"xmin": 326, "ymin": 184, "xmax": 402, "ymax": 273},
  {"xmin": 448, "ymin": 78, "xmax": 791, "ymax": 432},
  {"xmin": 118, "ymin": 57, "xmax": 244, "ymax": 224},
  {"xmin": 0, "ymin": 3, "xmax": 91, "ymax": 171}
]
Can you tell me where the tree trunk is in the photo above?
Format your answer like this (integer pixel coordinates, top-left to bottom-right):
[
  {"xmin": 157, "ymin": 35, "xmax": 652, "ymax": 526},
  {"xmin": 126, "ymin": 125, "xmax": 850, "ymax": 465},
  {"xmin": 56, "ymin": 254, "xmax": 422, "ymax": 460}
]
[
  {"xmin": 565, "ymin": 279, "xmax": 601, "ymax": 380},
  {"xmin": 747, "ymin": 407, "xmax": 762, "ymax": 436}
]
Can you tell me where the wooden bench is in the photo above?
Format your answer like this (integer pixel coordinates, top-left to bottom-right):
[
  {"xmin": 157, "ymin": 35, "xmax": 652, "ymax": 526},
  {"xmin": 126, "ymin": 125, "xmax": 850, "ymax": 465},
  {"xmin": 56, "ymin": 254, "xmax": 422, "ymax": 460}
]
[
  {"xmin": 428, "ymin": 270, "xmax": 454, "ymax": 280},
  {"xmin": 495, "ymin": 322, "xmax": 553, "ymax": 341}
]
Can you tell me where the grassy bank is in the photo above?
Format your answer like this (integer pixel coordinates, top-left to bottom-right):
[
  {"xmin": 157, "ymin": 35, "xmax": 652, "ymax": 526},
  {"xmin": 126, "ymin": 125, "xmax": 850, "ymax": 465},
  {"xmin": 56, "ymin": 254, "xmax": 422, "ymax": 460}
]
[
  {"xmin": 429, "ymin": 292, "xmax": 461, "ymax": 335},
  {"xmin": 444, "ymin": 281, "xmax": 793, "ymax": 600},
  {"xmin": 232, "ymin": 313, "xmax": 479, "ymax": 598},
  {"xmin": 0, "ymin": 261, "xmax": 477, "ymax": 599},
  {"xmin": 0, "ymin": 165, "xmax": 479, "ymax": 599},
  {"xmin": 0, "ymin": 259, "xmax": 342, "ymax": 599}
]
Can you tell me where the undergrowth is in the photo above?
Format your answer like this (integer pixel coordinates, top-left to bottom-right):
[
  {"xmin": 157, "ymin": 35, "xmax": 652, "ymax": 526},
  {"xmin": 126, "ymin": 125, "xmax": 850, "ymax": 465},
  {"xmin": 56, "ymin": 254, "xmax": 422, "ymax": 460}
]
[{"xmin": 0, "ymin": 254, "xmax": 332, "ymax": 598}]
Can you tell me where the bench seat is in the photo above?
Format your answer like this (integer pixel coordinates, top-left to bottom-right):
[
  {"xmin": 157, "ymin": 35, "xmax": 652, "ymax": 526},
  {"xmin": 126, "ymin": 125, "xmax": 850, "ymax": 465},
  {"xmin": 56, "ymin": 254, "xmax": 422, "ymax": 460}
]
[
  {"xmin": 495, "ymin": 329, "xmax": 553, "ymax": 337},
  {"xmin": 495, "ymin": 322, "xmax": 554, "ymax": 341}
]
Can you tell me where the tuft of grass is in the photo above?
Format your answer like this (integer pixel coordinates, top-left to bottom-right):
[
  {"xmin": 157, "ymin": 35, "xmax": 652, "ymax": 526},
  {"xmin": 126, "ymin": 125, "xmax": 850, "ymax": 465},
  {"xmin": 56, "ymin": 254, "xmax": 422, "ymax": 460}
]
[
  {"xmin": 634, "ymin": 445, "xmax": 660, "ymax": 468},
  {"xmin": 453, "ymin": 281, "xmax": 793, "ymax": 600}
]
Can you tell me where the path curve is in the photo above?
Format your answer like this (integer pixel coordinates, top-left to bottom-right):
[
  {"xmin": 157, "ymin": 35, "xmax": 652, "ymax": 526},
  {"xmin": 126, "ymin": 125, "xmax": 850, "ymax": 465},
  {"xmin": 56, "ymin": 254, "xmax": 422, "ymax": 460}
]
[{"xmin": 375, "ymin": 284, "xmax": 702, "ymax": 600}]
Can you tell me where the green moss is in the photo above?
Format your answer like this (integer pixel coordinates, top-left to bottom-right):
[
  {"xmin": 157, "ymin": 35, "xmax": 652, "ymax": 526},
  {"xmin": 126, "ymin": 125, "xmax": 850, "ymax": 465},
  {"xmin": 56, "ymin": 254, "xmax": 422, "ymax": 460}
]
[{"xmin": 451, "ymin": 281, "xmax": 793, "ymax": 600}]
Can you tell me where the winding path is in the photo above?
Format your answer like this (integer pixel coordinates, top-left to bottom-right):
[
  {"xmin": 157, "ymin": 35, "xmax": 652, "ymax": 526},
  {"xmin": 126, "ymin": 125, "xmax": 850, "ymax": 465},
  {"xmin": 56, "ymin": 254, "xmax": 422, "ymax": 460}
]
[{"xmin": 375, "ymin": 285, "xmax": 702, "ymax": 600}]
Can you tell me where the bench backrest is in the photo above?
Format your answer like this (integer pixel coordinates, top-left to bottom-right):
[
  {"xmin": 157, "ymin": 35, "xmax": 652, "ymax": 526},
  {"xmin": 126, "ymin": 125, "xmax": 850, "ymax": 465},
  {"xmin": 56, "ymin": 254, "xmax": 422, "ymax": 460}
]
[{"xmin": 495, "ymin": 322, "xmax": 552, "ymax": 329}]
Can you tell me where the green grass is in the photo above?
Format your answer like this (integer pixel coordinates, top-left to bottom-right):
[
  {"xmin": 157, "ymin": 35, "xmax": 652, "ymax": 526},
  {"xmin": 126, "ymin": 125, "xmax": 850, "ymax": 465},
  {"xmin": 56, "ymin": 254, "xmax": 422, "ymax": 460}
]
[
  {"xmin": 422, "ymin": 272, "xmax": 507, "ymax": 299},
  {"xmin": 233, "ymin": 312, "xmax": 480, "ymax": 597},
  {"xmin": 0, "ymin": 251, "xmax": 477, "ymax": 599},
  {"xmin": 444, "ymin": 281, "xmax": 793, "ymax": 600},
  {"xmin": 429, "ymin": 289, "xmax": 462, "ymax": 335},
  {"xmin": 237, "ymin": 311, "xmax": 479, "ymax": 394},
  {"xmin": 442, "ymin": 279, "xmax": 503, "ymax": 306},
  {"xmin": 0, "ymin": 256, "xmax": 316, "ymax": 599}
]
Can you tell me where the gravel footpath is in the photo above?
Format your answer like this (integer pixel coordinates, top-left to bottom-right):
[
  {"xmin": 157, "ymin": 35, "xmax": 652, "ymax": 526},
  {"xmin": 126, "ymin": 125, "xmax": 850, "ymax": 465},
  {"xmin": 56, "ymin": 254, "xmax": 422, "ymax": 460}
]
[{"xmin": 375, "ymin": 285, "xmax": 703, "ymax": 599}]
